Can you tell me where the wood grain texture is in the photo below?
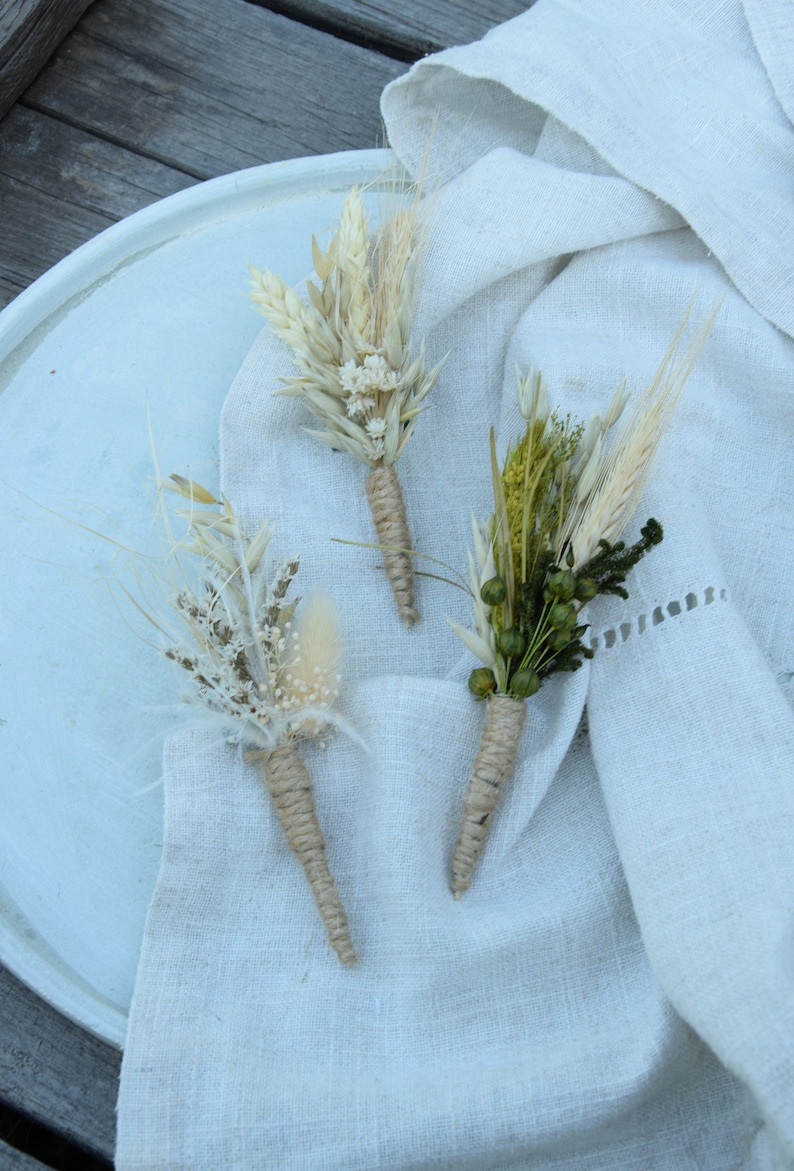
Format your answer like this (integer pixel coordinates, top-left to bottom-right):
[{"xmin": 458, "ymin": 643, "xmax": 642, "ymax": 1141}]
[
  {"xmin": 254, "ymin": 0, "xmax": 531, "ymax": 58},
  {"xmin": 0, "ymin": 965, "xmax": 119, "ymax": 1160},
  {"xmin": 23, "ymin": 0, "xmax": 407, "ymax": 177},
  {"xmin": 0, "ymin": 0, "xmax": 405, "ymax": 304},
  {"xmin": 0, "ymin": 105, "xmax": 194, "ymax": 306},
  {"xmin": 0, "ymin": 168, "xmax": 110, "ymax": 306},
  {"xmin": 0, "ymin": 0, "xmax": 96, "ymax": 118},
  {"xmin": 0, "ymin": 1136, "xmax": 50, "ymax": 1170}
]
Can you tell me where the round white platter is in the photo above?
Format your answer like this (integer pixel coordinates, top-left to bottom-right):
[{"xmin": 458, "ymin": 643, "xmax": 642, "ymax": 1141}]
[{"xmin": 0, "ymin": 148, "xmax": 390, "ymax": 1048}]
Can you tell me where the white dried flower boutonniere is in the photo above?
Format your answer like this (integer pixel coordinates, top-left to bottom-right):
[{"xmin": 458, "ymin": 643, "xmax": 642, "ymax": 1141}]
[
  {"xmin": 156, "ymin": 474, "xmax": 356, "ymax": 966},
  {"xmin": 248, "ymin": 183, "xmax": 445, "ymax": 626},
  {"xmin": 448, "ymin": 316, "xmax": 713, "ymax": 895}
]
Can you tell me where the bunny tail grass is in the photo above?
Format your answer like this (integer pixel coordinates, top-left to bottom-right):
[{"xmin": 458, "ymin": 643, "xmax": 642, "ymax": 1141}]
[
  {"xmin": 256, "ymin": 743, "xmax": 356, "ymax": 967},
  {"xmin": 451, "ymin": 694, "xmax": 527, "ymax": 896},
  {"xmin": 365, "ymin": 463, "xmax": 418, "ymax": 626}
]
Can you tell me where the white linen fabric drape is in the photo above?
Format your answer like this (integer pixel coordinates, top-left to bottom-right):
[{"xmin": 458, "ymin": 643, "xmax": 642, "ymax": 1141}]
[{"xmin": 116, "ymin": 1, "xmax": 794, "ymax": 1167}]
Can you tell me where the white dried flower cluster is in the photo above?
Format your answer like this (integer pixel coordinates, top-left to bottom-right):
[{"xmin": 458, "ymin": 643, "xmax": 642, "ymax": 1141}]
[
  {"xmin": 249, "ymin": 186, "xmax": 446, "ymax": 468},
  {"xmin": 277, "ymin": 635, "xmax": 340, "ymax": 711},
  {"xmin": 338, "ymin": 353, "xmax": 401, "ymax": 458},
  {"xmin": 163, "ymin": 477, "xmax": 343, "ymax": 751},
  {"xmin": 275, "ymin": 620, "xmax": 343, "ymax": 740}
]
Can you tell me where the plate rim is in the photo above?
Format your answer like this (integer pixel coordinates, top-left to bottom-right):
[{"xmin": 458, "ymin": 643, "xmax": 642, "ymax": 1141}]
[{"xmin": 0, "ymin": 146, "xmax": 392, "ymax": 1049}]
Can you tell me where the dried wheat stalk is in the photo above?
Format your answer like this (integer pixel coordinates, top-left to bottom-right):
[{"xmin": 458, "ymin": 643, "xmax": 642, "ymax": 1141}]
[
  {"xmin": 448, "ymin": 313, "xmax": 714, "ymax": 893},
  {"xmin": 249, "ymin": 184, "xmax": 445, "ymax": 625}
]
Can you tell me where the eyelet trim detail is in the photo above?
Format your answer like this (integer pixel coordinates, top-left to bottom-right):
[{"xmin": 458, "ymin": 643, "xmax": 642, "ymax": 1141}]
[{"xmin": 588, "ymin": 586, "xmax": 729, "ymax": 653}]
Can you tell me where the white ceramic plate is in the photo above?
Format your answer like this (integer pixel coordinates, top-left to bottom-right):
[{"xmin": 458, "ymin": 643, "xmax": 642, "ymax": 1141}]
[{"xmin": 0, "ymin": 148, "xmax": 391, "ymax": 1048}]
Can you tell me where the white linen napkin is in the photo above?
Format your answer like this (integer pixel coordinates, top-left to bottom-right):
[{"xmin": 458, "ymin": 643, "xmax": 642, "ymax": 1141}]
[{"xmin": 116, "ymin": 1, "xmax": 794, "ymax": 1167}]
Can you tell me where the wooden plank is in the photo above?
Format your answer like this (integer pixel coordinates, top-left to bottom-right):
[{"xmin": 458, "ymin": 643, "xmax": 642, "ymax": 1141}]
[
  {"xmin": 0, "ymin": 964, "xmax": 119, "ymax": 1161},
  {"xmin": 1, "ymin": 0, "xmax": 404, "ymax": 303},
  {"xmin": 0, "ymin": 103, "xmax": 193, "ymax": 217},
  {"xmin": 0, "ymin": 1136, "xmax": 50, "ymax": 1171},
  {"xmin": 251, "ymin": 0, "xmax": 532, "ymax": 59},
  {"xmin": 0, "ymin": 168, "xmax": 113, "ymax": 307},
  {"xmin": 0, "ymin": 0, "xmax": 96, "ymax": 119},
  {"xmin": 23, "ymin": 0, "xmax": 407, "ymax": 178},
  {"xmin": 0, "ymin": 103, "xmax": 195, "ymax": 306}
]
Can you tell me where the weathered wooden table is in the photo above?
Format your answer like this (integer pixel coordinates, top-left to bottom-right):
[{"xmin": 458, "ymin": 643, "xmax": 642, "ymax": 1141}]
[{"xmin": 0, "ymin": 0, "xmax": 528, "ymax": 1165}]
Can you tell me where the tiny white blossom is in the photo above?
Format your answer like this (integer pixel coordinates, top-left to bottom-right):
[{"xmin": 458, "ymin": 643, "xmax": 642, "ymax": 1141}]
[
  {"xmin": 346, "ymin": 393, "xmax": 375, "ymax": 417},
  {"xmin": 339, "ymin": 359, "xmax": 366, "ymax": 394},
  {"xmin": 339, "ymin": 354, "xmax": 399, "ymax": 400},
  {"xmin": 365, "ymin": 417, "xmax": 387, "ymax": 438},
  {"xmin": 361, "ymin": 354, "xmax": 399, "ymax": 392}
]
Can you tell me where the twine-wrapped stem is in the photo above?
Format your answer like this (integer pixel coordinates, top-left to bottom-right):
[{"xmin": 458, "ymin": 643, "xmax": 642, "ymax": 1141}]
[
  {"xmin": 451, "ymin": 694, "xmax": 528, "ymax": 895},
  {"xmin": 365, "ymin": 463, "xmax": 418, "ymax": 626},
  {"xmin": 256, "ymin": 742, "xmax": 356, "ymax": 967}
]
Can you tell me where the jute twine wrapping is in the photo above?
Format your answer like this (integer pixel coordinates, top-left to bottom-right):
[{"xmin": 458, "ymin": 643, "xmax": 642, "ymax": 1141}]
[
  {"xmin": 451, "ymin": 694, "xmax": 528, "ymax": 895},
  {"xmin": 365, "ymin": 463, "xmax": 418, "ymax": 626},
  {"xmin": 254, "ymin": 742, "xmax": 356, "ymax": 967}
]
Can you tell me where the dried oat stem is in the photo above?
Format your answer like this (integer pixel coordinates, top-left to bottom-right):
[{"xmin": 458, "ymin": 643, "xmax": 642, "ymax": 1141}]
[
  {"xmin": 365, "ymin": 463, "xmax": 418, "ymax": 626},
  {"xmin": 253, "ymin": 742, "xmax": 357, "ymax": 967},
  {"xmin": 155, "ymin": 476, "xmax": 356, "ymax": 966},
  {"xmin": 249, "ymin": 181, "xmax": 446, "ymax": 625},
  {"xmin": 451, "ymin": 694, "xmax": 527, "ymax": 895}
]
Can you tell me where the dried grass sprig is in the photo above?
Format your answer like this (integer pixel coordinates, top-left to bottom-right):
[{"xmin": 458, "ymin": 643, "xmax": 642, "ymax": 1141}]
[
  {"xmin": 249, "ymin": 184, "xmax": 445, "ymax": 625},
  {"xmin": 155, "ymin": 474, "xmax": 356, "ymax": 966},
  {"xmin": 448, "ymin": 316, "xmax": 713, "ymax": 894}
]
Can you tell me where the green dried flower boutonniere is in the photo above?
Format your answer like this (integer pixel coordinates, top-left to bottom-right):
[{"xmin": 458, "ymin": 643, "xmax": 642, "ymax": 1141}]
[
  {"xmin": 448, "ymin": 317, "xmax": 713, "ymax": 895},
  {"xmin": 248, "ymin": 184, "xmax": 445, "ymax": 626}
]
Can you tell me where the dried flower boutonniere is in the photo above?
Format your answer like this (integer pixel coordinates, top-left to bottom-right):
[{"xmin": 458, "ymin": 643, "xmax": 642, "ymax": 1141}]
[
  {"xmin": 248, "ymin": 184, "xmax": 445, "ymax": 626},
  {"xmin": 448, "ymin": 319, "xmax": 712, "ymax": 895},
  {"xmin": 155, "ymin": 475, "xmax": 356, "ymax": 966}
]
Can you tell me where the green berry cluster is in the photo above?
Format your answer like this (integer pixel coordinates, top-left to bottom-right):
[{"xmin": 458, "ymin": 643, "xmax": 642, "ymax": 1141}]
[
  {"xmin": 467, "ymin": 519, "xmax": 663, "ymax": 700},
  {"xmin": 578, "ymin": 518, "xmax": 663, "ymax": 600}
]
